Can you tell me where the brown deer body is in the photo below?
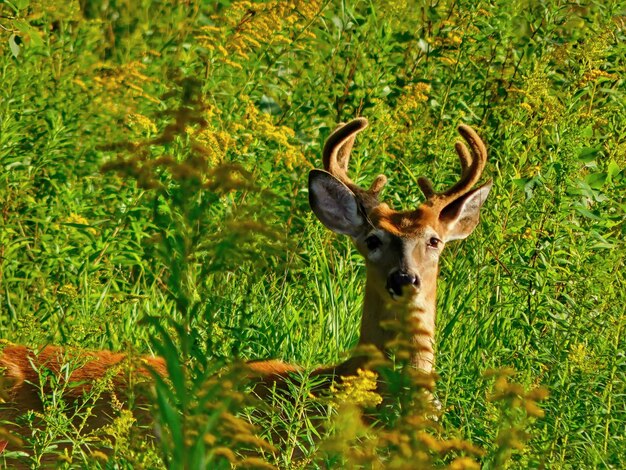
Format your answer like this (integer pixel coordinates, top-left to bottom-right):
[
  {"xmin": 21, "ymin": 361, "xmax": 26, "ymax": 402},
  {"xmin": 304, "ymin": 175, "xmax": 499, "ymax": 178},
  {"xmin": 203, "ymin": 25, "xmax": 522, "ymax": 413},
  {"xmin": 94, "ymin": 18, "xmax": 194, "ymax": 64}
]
[
  {"xmin": 0, "ymin": 117, "xmax": 491, "ymax": 455},
  {"xmin": 0, "ymin": 344, "xmax": 167, "ymax": 427}
]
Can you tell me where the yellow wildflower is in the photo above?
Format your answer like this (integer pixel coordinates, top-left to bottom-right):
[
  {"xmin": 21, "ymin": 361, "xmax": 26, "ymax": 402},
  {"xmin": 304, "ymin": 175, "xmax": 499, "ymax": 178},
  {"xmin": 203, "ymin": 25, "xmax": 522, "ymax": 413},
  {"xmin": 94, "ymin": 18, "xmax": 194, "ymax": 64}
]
[
  {"xmin": 520, "ymin": 102, "xmax": 533, "ymax": 112},
  {"xmin": 65, "ymin": 213, "xmax": 97, "ymax": 235},
  {"xmin": 448, "ymin": 33, "xmax": 463, "ymax": 46},
  {"xmin": 440, "ymin": 56, "xmax": 457, "ymax": 66},
  {"xmin": 126, "ymin": 113, "xmax": 157, "ymax": 134},
  {"xmin": 58, "ymin": 284, "xmax": 78, "ymax": 299},
  {"xmin": 579, "ymin": 68, "xmax": 618, "ymax": 86},
  {"xmin": 331, "ymin": 369, "xmax": 383, "ymax": 408}
]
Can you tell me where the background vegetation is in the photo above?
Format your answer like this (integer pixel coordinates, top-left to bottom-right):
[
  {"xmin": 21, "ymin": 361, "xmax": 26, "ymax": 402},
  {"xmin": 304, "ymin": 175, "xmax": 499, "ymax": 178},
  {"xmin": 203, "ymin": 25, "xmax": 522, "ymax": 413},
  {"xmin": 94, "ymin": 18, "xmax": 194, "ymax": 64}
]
[{"xmin": 0, "ymin": 0, "xmax": 624, "ymax": 468}]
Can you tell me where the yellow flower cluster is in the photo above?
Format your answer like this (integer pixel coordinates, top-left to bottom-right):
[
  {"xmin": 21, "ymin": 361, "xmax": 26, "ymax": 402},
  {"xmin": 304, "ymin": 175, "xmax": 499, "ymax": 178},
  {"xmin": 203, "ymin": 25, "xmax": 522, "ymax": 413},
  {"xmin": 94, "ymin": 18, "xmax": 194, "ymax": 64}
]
[
  {"xmin": 568, "ymin": 342, "xmax": 587, "ymax": 365},
  {"xmin": 126, "ymin": 113, "xmax": 157, "ymax": 135},
  {"xmin": 189, "ymin": 127, "xmax": 234, "ymax": 166},
  {"xmin": 197, "ymin": 0, "xmax": 322, "ymax": 68},
  {"xmin": 521, "ymin": 227, "xmax": 533, "ymax": 240},
  {"xmin": 178, "ymin": 369, "xmax": 276, "ymax": 468},
  {"xmin": 396, "ymin": 82, "xmax": 431, "ymax": 123},
  {"xmin": 30, "ymin": 0, "xmax": 81, "ymax": 21},
  {"xmin": 65, "ymin": 213, "xmax": 89, "ymax": 225},
  {"xmin": 574, "ymin": 31, "xmax": 612, "ymax": 69},
  {"xmin": 519, "ymin": 102, "xmax": 533, "ymax": 113},
  {"xmin": 439, "ymin": 56, "xmax": 458, "ymax": 67},
  {"xmin": 240, "ymin": 101, "xmax": 305, "ymax": 169},
  {"xmin": 331, "ymin": 368, "xmax": 383, "ymax": 408},
  {"xmin": 449, "ymin": 456, "xmax": 481, "ymax": 469},
  {"xmin": 579, "ymin": 68, "xmax": 618, "ymax": 86},
  {"xmin": 487, "ymin": 369, "xmax": 549, "ymax": 418},
  {"xmin": 91, "ymin": 61, "xmax": 160, "ymax": 118},
  {"xmin": 58, "ymin": 284, "xmax": 78, "ymax": 299},
  {"xmin": 518, "ymin": 72, "xmax": 563, "ymax": 123},
  {"xmin": 429, "ymin": 19, "xmax": 465, "ymax": 49},
  {"xmin": 65, "ymin": 213, "xmax": 97, "ymax": 235},
  {"xmin": 567, "ymin": 342, "xmax": 598, "ymax": 374}
]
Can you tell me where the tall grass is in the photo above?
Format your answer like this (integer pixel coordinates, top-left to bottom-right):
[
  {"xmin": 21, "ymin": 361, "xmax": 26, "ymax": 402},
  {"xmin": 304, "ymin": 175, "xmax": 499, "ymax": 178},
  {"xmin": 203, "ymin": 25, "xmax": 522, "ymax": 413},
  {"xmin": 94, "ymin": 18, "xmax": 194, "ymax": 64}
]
[{"xmin": 0, "ymin": 0, "xmax": 624, "ymax": 468}]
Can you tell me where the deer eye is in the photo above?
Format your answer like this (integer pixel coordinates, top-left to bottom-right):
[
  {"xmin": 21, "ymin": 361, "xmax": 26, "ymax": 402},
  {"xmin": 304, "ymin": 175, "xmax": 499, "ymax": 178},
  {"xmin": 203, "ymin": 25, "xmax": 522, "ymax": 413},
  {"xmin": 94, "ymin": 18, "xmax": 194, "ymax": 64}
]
[
  {"xmin": 427, "ymin": 237, "xmax": 442, "ymax": 249},
  {"xmin": 365, "ymin": 235, "xmax": 383, "ymax": 251}
]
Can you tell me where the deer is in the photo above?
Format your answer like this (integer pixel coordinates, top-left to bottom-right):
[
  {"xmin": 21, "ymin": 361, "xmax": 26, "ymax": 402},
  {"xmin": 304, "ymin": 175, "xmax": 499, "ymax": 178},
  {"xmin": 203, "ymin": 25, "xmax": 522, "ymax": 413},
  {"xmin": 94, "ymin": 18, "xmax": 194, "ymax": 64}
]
[
  {"xmin": 0, "ymin": 117, "xmax": 491, "ymax": 458},
  {"xmin": 303, "ymin": 117, "xmax": 492, "ymax": 379}
]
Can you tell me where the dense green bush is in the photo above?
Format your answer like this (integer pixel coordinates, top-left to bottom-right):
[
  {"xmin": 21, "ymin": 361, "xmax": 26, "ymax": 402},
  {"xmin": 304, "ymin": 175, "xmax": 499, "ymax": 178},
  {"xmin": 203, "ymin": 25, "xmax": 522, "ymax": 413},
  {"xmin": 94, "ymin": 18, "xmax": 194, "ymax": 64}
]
[{"xmin": 1, "ymin": 0, "xmax": 624, "ymax": 467}]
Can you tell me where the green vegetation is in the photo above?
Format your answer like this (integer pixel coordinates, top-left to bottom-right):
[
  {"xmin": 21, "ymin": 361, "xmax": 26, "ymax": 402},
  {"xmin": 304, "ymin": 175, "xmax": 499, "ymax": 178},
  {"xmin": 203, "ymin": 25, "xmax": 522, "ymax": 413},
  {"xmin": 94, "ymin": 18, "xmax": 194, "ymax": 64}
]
[{"xmin": 1, "ymin": 0, "xmax": 624, "ymax": 468}]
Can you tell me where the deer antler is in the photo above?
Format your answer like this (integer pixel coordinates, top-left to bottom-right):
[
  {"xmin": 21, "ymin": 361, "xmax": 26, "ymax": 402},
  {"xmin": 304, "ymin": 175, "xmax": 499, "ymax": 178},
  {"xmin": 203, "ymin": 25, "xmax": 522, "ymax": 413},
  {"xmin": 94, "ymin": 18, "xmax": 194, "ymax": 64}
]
[
  {"xmin": 417, "ymin": 124, "xmax": 488, "ymax": 209},
  {"xmin": 323, "ymin": 118, "xmax": 387, "ymax": 209}
]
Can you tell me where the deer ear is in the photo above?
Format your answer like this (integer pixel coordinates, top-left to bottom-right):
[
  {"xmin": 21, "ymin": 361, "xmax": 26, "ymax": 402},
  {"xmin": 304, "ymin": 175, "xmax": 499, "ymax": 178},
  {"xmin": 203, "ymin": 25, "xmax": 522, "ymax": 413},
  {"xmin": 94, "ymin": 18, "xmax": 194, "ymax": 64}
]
[
  {"xmin": 439, "ymin": 180, "xmax": 492, "ymax": 241},
  {"xmin": 309, "ymin": 170, "xmax": 365, "ymax": 237}
]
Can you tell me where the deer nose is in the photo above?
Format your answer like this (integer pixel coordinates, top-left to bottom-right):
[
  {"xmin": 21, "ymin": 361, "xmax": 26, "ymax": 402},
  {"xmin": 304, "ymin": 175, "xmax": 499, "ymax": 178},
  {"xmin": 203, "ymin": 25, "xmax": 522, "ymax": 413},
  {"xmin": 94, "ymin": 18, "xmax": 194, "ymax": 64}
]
[{"xmin": 386, "ymin": 270, "xmax": 420, "ymax": 297}]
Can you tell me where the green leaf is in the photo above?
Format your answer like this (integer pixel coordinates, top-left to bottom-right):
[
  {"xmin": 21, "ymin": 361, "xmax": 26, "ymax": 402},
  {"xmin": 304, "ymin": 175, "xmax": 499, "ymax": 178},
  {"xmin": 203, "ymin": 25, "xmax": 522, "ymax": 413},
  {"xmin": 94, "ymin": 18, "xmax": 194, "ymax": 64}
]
[
  {"xmin": 577, "ymin": 147, "xmax": 600, "ymax": 163},
  {"xmin": 575, "ymin": 206, "xmax": 601, "ymax": 220},
  {"xmin": 259, "ymin": 95, "xmax": 281, "ymax": 115},
  {"xmin": 585, "ymin": 172, "xmax": 607, "ymax": 190},
  {"xmin": 9, "ymin": 34, "xmax": 20, "ymax": 58},
  {"xmin": 512, "ymin": 177, "xmax": 531, "ymax": 188},
  {"xmin": 155, "ymin": 384, "xmax": 184, "ymax": 462},
  {"xmin": 590, "ymin": 242, "xmax": 615, "ymax": 249},
  {"xmin": 607, "ymin": 160, "xmax": 622, "ymax": 182},
  {"xmin": 580, "ymin": 125, "xmax": 594, "ymax": 138},
  {"xmin": 150, "ymin": 324, "xmax": 186, "ymax": 398},
  {"xmin": 14, "ymin": 19, "xmax": 44, "ymax": 48}
]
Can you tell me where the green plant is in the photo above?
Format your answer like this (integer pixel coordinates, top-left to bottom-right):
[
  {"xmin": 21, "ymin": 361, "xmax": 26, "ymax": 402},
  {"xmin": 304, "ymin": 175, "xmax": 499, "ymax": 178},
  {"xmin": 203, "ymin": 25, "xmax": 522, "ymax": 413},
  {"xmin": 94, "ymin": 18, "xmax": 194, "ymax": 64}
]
[{"xmin": 0, "ymin": 0, "xmax": 624, "ymax": 468}]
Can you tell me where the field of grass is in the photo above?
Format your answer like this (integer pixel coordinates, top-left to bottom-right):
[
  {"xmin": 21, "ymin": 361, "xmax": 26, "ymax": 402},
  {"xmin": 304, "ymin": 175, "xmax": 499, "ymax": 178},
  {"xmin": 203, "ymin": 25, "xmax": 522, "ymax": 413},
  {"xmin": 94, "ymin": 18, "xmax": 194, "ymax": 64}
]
[{"xmin": 1, "ymin": 0, "xmax": 625, "ymax": 468}]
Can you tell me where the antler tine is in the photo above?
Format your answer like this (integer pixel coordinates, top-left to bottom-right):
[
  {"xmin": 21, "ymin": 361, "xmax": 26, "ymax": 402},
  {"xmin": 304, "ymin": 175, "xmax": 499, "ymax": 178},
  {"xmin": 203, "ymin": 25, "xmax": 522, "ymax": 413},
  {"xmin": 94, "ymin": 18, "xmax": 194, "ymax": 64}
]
[
  {"xmin": 323, "ymin": 118, "xmax": 368, "ymax": 183},
  {"xmin": 322, "ymin": 117, "xmax": 387, "ymax": 203},
  {"xmin": 454, "ymin": 140, "xmax": 471, "ymax": 174},
  {"xmin": 417, "ymin": 176, "xmax": 436, "ymax": 199},
  {"xmin": 420, "ymin": 124, "xmax": 488, "ymax": 207},
  {"xmin": 335, "ymin": 133, "xmax": 357, "ymax": 173}
]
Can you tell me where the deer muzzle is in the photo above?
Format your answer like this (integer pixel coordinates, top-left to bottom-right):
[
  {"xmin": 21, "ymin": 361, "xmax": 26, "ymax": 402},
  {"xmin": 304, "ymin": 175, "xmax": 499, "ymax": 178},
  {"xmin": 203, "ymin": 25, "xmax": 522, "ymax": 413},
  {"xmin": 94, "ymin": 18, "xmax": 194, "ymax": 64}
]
[{"xmin": 386, "ymin": 269, "xmax": 420, "ymax": 299}]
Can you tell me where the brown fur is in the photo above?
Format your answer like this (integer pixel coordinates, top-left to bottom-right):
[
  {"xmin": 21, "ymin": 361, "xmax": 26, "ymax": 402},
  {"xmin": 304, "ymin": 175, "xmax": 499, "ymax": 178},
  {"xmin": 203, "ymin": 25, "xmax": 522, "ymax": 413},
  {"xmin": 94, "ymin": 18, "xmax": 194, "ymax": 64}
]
[
  {"xmin": 0, "ymin": 346, "xmax": 302, "ymax": 420},
  {"xmin": 0, "ymin": 344, "xmax": 319, "ymax": 466},
  {"xmin": 0, "ymin": 345, "xmax": 167, "ymax": 397},
  {"xmin": 0, "ymin": 346, "xmax": 318, "ymax": 468},
  {"xmin": 371, "ymin": 205, "xmax": 441, "ymax": 237},
  {"xmin": 0, "ymin": 345, "xmax": 168, "ymax": 435}
]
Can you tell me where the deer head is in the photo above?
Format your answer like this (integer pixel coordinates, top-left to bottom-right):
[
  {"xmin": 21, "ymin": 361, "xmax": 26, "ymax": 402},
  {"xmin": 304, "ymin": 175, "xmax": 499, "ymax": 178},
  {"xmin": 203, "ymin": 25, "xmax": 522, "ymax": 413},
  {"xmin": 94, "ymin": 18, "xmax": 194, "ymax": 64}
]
[{"xmin": 309, "ymin": 118, "xmax": 492, "ymax": 373}]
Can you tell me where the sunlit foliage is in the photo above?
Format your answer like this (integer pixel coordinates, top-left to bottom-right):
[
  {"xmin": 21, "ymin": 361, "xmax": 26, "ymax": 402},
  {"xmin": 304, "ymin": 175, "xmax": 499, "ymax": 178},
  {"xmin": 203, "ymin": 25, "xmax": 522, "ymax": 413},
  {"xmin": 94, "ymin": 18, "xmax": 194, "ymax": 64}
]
[{"xmin": 0, "ymin": 0, "xmax": 624, "ymax": 467}]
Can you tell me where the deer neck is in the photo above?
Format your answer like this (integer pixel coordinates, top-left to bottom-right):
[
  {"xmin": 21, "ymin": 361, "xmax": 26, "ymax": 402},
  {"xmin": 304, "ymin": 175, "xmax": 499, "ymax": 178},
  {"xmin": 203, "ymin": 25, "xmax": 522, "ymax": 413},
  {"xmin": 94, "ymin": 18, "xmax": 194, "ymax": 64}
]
[{"xmin": 358, "ymin": 270, "xmax": 437, "ymax": 373}]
